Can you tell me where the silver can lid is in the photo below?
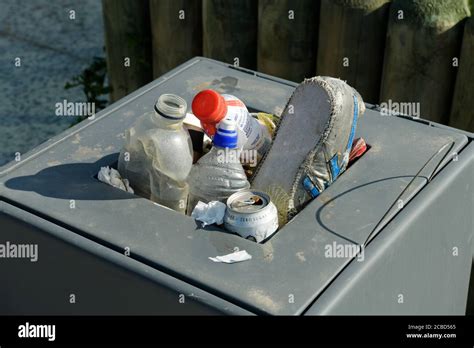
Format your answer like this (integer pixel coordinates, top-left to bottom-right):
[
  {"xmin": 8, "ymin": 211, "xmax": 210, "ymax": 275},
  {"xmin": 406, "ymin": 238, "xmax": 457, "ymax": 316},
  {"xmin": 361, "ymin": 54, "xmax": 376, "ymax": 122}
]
[{"xmin": 227, "ymin": 191, "xmax": 269, "ymax": 213}]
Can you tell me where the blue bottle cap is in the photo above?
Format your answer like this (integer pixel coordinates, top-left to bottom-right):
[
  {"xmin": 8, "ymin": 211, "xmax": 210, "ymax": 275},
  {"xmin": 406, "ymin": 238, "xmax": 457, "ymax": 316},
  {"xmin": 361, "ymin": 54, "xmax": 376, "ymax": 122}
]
[{"xmin": 213, "ymin": 118, "xmax": 238, "ymax": 149}]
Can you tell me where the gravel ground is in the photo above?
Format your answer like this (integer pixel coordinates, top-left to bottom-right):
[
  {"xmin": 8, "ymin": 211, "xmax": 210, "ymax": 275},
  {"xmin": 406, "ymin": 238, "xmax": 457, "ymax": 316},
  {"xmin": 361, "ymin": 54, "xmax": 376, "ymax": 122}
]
[{"xmin": 0, "ymin": 0, "xmax": 105, "ymax": 167}]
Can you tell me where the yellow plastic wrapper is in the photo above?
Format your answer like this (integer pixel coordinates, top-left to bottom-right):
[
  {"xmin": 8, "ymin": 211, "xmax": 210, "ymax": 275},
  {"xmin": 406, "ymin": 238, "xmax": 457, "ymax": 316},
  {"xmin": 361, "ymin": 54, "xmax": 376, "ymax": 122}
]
[{"xmin": 256, "ymin": 112, "xmax": 277, "ymax": 136}]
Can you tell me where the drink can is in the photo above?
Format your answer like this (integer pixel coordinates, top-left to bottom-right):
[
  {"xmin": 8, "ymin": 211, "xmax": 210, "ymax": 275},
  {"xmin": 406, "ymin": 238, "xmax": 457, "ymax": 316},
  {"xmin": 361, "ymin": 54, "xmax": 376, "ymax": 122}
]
[{"xmin": 224, "ymin": 190, "xmax": 278, "ymax": 243}]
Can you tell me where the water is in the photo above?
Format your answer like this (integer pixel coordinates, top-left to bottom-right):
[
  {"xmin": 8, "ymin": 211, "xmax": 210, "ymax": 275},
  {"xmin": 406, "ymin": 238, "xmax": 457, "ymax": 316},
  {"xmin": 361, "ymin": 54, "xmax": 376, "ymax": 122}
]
[{"xmin": 0, "ymin": 0, "xmax": 105, "ymax": 167}]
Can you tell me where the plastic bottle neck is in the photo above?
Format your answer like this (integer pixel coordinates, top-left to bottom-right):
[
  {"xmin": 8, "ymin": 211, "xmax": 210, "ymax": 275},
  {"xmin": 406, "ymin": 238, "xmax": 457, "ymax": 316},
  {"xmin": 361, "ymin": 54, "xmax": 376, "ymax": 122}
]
[
  {"xmin": 152, "ymin": 94, "xmax": 188, "ymax": 129},
  {"xmin": 152, "ymin": 113, "xmax": 184, "ymax": 129}
]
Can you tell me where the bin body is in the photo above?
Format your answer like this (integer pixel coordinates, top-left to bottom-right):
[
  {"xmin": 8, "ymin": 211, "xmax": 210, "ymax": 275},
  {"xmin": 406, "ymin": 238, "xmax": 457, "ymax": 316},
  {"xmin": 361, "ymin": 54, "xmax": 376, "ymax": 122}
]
[{"xmin": 1, "ymin": 57, "xmax": 473, "ymax": 315}]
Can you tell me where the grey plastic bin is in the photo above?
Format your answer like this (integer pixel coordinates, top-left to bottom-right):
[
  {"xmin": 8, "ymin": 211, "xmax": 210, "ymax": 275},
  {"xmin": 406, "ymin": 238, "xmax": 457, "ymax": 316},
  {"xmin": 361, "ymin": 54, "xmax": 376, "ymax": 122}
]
[{"xmin": 1, "ymin": 57, "xmax": 473, "ymax": 315}]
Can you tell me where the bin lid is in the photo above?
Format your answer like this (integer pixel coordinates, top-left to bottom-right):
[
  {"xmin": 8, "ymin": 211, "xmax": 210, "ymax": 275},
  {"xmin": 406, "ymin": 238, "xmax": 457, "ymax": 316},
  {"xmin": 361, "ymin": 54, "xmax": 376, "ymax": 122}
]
[{"xmin": 0, "ymin": 57, "xmax": 469, "ymax": 315}]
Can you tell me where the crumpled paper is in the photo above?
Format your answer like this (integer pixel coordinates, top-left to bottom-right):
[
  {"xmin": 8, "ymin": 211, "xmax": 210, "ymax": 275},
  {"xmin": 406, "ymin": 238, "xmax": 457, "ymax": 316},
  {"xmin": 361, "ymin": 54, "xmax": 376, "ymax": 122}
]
[
  {"xmin": 209, "ymin": 250, "xmax": 252, "ymax": 263},
  {"xmin": 191, "ymin": 201, "xmax": 226, "ymax": 227},
  {"xmin": 98, "ymin": 166, "xmax": 134, "ymax": 193}
]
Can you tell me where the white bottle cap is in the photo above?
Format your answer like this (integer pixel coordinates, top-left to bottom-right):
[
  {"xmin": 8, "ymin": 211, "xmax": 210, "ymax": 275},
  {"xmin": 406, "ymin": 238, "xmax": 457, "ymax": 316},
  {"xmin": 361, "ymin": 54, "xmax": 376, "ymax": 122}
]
[
  {"xmin": 217, "ymin": 117, "xmax": 237, "ymax": 131},
  {"xmin": 214, "ymin": 118, "xmax": 238, "ymax": 149}
]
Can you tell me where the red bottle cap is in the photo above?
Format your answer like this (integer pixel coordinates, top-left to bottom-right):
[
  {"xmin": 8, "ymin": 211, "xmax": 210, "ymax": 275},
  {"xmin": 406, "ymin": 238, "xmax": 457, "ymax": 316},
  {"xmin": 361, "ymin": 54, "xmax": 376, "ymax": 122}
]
[{"xmin": 192, "ymin": 90, "xmax": 227, "ymax": 125}]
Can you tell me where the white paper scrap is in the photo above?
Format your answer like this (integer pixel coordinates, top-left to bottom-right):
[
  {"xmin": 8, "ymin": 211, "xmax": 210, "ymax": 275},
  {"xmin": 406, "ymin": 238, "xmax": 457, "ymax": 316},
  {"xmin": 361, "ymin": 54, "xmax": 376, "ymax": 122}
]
[
  {"xmin": 209, "ymin": 250, "xmax": 252, "ymax": 264},
  {"xmin": 191, "ymin": 200, "xmax": 226, "ymax": 227},
  {"xmin": 98, "ymin": 166, "xmax": 134, "ymax": 193}
]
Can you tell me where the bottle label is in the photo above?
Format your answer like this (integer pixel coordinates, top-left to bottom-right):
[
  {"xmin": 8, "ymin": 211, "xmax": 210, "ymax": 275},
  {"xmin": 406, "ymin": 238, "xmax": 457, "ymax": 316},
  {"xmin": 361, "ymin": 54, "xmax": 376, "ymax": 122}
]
[{"xmin": 222, "ymin": 94, "xmax": 271, "ymax": 156}]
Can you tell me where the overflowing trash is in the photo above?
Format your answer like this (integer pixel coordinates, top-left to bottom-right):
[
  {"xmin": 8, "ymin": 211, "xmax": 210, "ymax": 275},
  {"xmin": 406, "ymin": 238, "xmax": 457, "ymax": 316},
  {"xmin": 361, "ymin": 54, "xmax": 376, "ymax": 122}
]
[{"xmin": 114, "ymin": 76, "xmax": 365, "ymax": 243}]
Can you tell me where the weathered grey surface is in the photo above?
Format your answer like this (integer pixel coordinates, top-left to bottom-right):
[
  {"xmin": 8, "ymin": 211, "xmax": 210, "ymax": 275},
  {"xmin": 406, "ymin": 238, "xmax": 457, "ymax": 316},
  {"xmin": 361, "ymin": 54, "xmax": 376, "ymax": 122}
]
[
  {"xmin": 306, "ymin": 142, "xmax": 474, "ymax": 314},
  {"xmin": 102, "ymin": 0, "xmax": 153, "ymax": 101},
  {"xmin": 317, "ymin": 0, "xmax": 390, "ymax": 103},
  {"xmin": 0, "ymin": 0, "xmax": 105, "ymax": 167},
  {"xmin": 450, "ymin": 16, "xmax": 474, "ymax": 132},
  {"xmin": 380, "ymin": 0, "xmax": 470, "ymax": 123},
  {"xmin": 203, "ymin": 0, "xmax": 257, "ymax": 70},
  {"xmin": 150, "ymin": 0, "xmax": 202, "ymax": 78},
  {"xmin": 257, "ymin": 0, "xmax": 319, "ymax": 82},
  {"xmin": 0, "ymin": 202, "xmax": 251, "ymax": 315},
  {"xmin": 1, "ymin": 58, "xmax": 471, "ymax": 315}
]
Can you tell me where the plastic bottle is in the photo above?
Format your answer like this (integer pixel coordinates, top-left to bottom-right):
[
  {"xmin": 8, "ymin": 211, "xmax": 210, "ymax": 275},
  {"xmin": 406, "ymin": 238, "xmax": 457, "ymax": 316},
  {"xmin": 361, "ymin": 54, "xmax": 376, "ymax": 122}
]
[
  {"xmin": 118, "ymin": 94, "xmax": 193, "ymax": 213},
  {"xmin": 191, "ymin": 90, "xmax": 272, "ymax": 159},
  {"xmin": 187, "ymin": 118, "xmax": 250, "ymax": 214}
]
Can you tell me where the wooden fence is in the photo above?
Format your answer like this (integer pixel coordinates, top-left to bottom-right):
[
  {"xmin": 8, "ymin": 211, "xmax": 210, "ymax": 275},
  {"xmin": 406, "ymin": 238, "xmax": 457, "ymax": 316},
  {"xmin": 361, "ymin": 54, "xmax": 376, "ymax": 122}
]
[{"xmin": 102, "ymin": 0, "xmax": 473, "ymax": 131}]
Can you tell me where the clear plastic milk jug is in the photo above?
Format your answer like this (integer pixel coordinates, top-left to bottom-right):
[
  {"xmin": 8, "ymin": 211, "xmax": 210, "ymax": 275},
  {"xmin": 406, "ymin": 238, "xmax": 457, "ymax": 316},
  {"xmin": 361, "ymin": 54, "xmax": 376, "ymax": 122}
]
[{"xmin": 118, "ymin": 94, "xmax": 193, "ymax": 213}]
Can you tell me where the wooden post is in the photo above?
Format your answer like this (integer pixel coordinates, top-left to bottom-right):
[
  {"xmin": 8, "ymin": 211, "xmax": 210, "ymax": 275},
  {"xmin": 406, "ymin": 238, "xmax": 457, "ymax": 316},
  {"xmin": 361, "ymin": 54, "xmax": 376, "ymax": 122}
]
[
  {"xmin": 380, "ymin": 0, "xmax": 469, "ymax": 123},
  {"xmin": 450, "ymin": 16, "xmax": 474, "ymax": 132},
  {"xmin": 316, "ymin": 0, "xmax": 390, "ymax": 103},
  {"xmin": 258, "ymin": 0, "xmax": 319, "ymax": 82},
  {"xmin": 150, "ymin": 0, "xmax": 203, "ymax": 78},
  {"xmin": 102, "ymin": 0, "xmax": 153, "ymax": 102},
  {"xmin": 203, "ymin": 0, "xmax": 258, "ymax": 69}
]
